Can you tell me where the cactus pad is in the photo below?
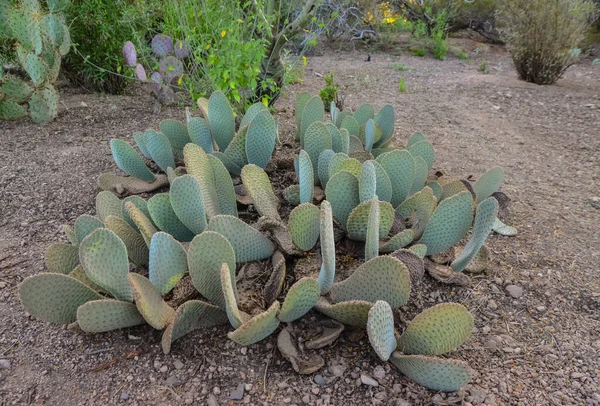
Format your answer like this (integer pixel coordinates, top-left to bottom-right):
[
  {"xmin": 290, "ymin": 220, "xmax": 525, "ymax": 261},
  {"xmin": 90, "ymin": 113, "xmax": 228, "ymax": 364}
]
[
  {"xmin": 148, "ymin": 232, "xmax": 187, "ymax": 295},
  {"xmin": 110, "ymin": 139, "xmax": 155, "ymax": 182},
  {"xmin": 161, "ymin": 300, "xmax": 228, "ymax": 354},
  {"xmin": 128, "ymin": 273, "xmax": 175, "ymax": 329},
  {"xmin": 314, "ymin": 298, "xmax": 372, "ymax": 327},
  {"xmin": 224, "ymin": 125, "xmax": 249, "ymax": 168},
  {"xmin": 299, "ymin": 96, "xmax": 324, "ymax": 144},
  {"xmin": 77, "ymin": 299, "xmax": 146, "ymax": 332},
  {"xmin": 295, "ymin": 91, "xmax": 312, "ymax": 134},
  {"xmin": 397, "ymin": 303, "xmax": 473, "ymax": 355},
  {"xmin": 29, "ymin": 86, "xmax": 58, "ymax": 124},
  {"xmin": 408, "ymin": 244, "xmax": 427, "ymax": 258},
  {"xmin": 147, "ymin": 193, "xmax": 194, "ymax": 242},
  {"xmin": 451, "ymin": 197, "xmax": 498, "ymax": 272},
  {"xmin": 359, "ymin": 161, "xmax": 377, "ymax": 203},
  {"xmin": 246, "ymin": 110, "xmax": 277, "ymax": 168},
  {"xmin": 317, "ymin": 201, "xmax": 336, "ymax": 294},
  {"xmin": 125, "ymin": 201, "xmax": 157, "ymax": 246},
  {"xmin": 317, "ymin": 149, "xmax": 335, "ymax": 188},
  {"xmin": 363, "ymin": 119, "xmax": 376, "ymax": 152},
  {"xmin": 407, "ymin": 140, "xmax": 435, "ymax": 170},
  {"xmin": 19, "ymin": 273, "xmax": 103, "ymax": 324},
  {"xmin": 325, "ymin": 170, "xmax": 359, "ymax": 229},
  {"xmin": 373, "ymin": 105, "xmax": 395, "ymax": 148},
  {"xmin": 151, "ymin": 34, "xmax": 173, "ymax": 56},
  {"xmin": 340, "ymin": 115, "xmax": 359, "ymax": 137},
  {"xmin": 220, "ymin": 263, "xmax": 248, "ymax": 328},
  {"xmin": 122, "ymin": 41, "xmax": 136, "ymax": 66},
  {"xmin": 389, "ymin": 249, "xmax": 425, "ymax": 283},
  {"xmin": 173, "ymin": 39, "xmax": 190, "ymax": 58},
  {"xmin": 440, "ymin": 180, "xmax": 468, "ymax": 201},
  {"xmin": 208, "ymin": 215, "xmax": 275, "ymax": 262},
  {"xmin": 188, "ymin": 231, "xmax": 236, "ymax": 309},
  {"xmin": 303, "ymin": 121, "xmax": 333, "ymax": 176},
  {"xmin": 0, "ymin": 101, "xmax": 27, "ymax": 120},
  {"xmin": 282, "ymin": 184, "xmax": 301, "ymax": 206},
  {"xmin": 159, "ymin": 119, "xmax": 190, "ymax": 157},
  {"xmin": 396, "ymin": 186, "xmax": 437, "ymax": 239},
  {"xmin": 98, "ymin": 173, "xmax": 168, "ymax": 195},
  {"xmin": 45, "ymin": 243, "xmax": 79, "ymax": 274},
  {"xmin": 74, "ymin": 214, "xmax": 104, "ymax": 244},
  {"xmin": 145, "ymin": 130, "xmax": 175, "ymax": 172},
  {"xmin": 278, "ymin": 278, "xmax": 320, "ymax": 323},
  {"xmin": 346, "ymin": 199, "xmax": 394, "ymax": 241},
  {"xmin": 364, "ymin": 196, "xmax": 380, "ymax": 261},
  {"xmin": 380, "ymin": 150, "xmax": 415, "ymax": 207},
  {"xmin": 288, "ymin": 203, "xmax": 320, "ymax": 251},
  {"xmin": 79, "ymin": 228, "xmax": 133, "ymax": 302},
  {"xmin": 492, "ymin": 217, "xmax": 517, "ymax": 236},
  {"xmin": 208, "ymin": 91, "xmax": 235, "ymax": 151},
  {"xmin": 228, "ymin": 301, "xmax": 281, "ymax": 346},
  {"xmin": 474, "ymin": 167, "xmax": 504, "ymax": 204},
  {"xmin": 298, "ymin": 150, "xmax": 314, "ymax": 204},
  {"xmin": 103, "ymin": 215, "xmax": 149, "ymax": 266},
  {"xmin": 368, "ymin": 160, "xmax": 393, "ymax": 203},
  {"xmin": 241, "ymin": 102, "xmax": 268, "ymax": 128},
  {"xmin": 1, "ymin": 76, "xmax": 33, "ymax": 102},
  {"xmin": 411, "ymin": 156, "xmax": 429, "ymax": 195},
  {"xmin": 95, "ymin": 191, "xmax": 122, "ymax": 222},
  {"xmin": 390, "ymin": 354, "xmax": 472, "ymax": 392},
  {"xmin": 169, "ymin": 174, "xmax": 207, "ymax": 235},
  {"xmin": 241, "ymin": 165, "xmax": 280, "ymax": 219},
  {"xmin": 418, "ymin": 191, "xmax": 474, "ymax": 256},
  {"xmin": 325, "ymin": 123, "xmax": 342, "ymax": 153},
  {"xmin": 353, "ymin": 104, "xmax": 375, "ymax": 126},
  {"xmin": 367, "ymin": 301, "xmax": 397, "ymax": 361},
  {"xmin": 380, "ymin": 229, "xmax": 415, "ymax": 253},
  {"xmin": 187, "ymin": 117, "xmax": 213, "ymax": 153}
]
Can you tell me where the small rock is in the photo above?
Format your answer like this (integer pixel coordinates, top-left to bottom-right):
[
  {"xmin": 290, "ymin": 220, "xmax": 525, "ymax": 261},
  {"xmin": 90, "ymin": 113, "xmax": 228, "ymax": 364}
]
[
  {"xmin": 487, "ymin": 299, "xmax": 498, "ymax": 310},
  {"xmin": 373, "ymin": 365, "xmax": 386, "ymax": 380},
  {"xmin": 536, "ymin": 306, "xmax": 546, "ymax": 312},
  {"xmin": 590, "ymin": 197, "xmax": 600, "ymax": 209},
  {"xmin": 166, "ymin": 376, "xmax": 183, "ymax": 387},
  {"xmin": 159, "ymin": 365, "xmax": 168, "ymax": 373},
  {"xmin": 120, "ymin": 392, "xmax": 129, "ymax": 401},
  {"xmin": 126, "ymin": 375, "xmax": 133, "ymax": 382},
  {"xmin": 506, "ymin": 285, "xmax": 523, "ymax": 298},
  {"xmin": 207, "ymin": 394, "xmax": 219, "ymax": 406},
  {"xmin": 240, "ymin": 347, "xmax": 248, "ymax": 355},
  {"xmin": 571, "ymin": 372, "xmax": 585, "ymax": 379},
  {"xmin": 314, "ymin": 374, "xmax": 327, "ymax": 386},
  {"xmin": 229, "ymin": 383, "xmax": 245, "ymax": 400},
  {"xmin": 482, "ymin": 326, "xmax": 491, "ymax": 334},
  {"xmin": 213, "ymin": 386, "xmax": 221, "ymax": 395},
  {"xmin": 173, "ymin": 359, "xmax": 184, "ymax": 370},
  {"xmin": 0, "ymin": 360, "xmax": 10, "ymax": 370},
  {"xmin": 311, "ymin": 387, "xmax": 320, "ymax": 395},
  {"xmin": 502, "ymin": 347, "xmax": 514, "ymax": 353},
  {"xmin": 360, "ymin": 373, "xmax": 379, "ymax": 387},
  {"xmin": 329, "ymin": 365, "xmax": 346, "ymax": 377}
]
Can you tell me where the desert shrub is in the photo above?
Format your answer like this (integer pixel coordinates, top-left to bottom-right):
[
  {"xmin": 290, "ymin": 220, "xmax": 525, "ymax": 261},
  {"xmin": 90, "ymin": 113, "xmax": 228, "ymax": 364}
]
[
  {"xmin": 497, "ymin": 0, "xmax": 599, "ymax": 84},
  {"xmin": 431, "ymin": 10, "xmax": 449, "ymax": 60},
  {"xmin": 319, "ymin": 72, "xmax": 340, "ymax": 110},
  {"xmin": 398, "ymin": 76, "xmax": 407, "ymax": 92},
  {"xmin": 65, "ymin": 0, "xmax": 161, "ymax": 93}
]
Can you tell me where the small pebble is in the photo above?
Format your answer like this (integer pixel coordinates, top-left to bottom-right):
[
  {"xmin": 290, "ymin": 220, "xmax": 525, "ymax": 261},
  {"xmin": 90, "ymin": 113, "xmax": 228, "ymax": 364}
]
[
  {"xmin": 173, "ymin": 359, "xmax": 184, "ymax": 370},
  {"xmin": 506, "ymin": 285, "xmax": 524, "ymax": 298},
  {"xmin": 360, "ymin": 373, "xmax": 379, "ymax": 387},
  {"xmin": 0, "ymin": 360, "xmax": 10, "ymax": 370}
]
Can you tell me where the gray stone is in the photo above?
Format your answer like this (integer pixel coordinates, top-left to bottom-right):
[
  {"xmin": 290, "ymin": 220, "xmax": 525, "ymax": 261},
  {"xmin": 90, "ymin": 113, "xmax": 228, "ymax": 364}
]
[
  {"xmin": 373, "ymin": 365, "xmax": 386, "ymax": 380},
  {"xmin": 330, "ymin": 365, "xmax": 346, "ymax": 377},
  {"xmin": 120, "ymin": 392, "xmax": 129, "ymax": 400},
  {"xmin": 229, "ymin": 383, "xmax": 245, "ymax": 400},
  {"xmin": 314, "ymin": 375, "xmax": 327, "ymax": 386},
  {"xmin": 0, "ymin": 359, "xmax": 10, "ymax": 370},
  {"xmin": 166, "ymin": 375, "xmax": 183, "ymax": 387},
  {"xmin": 173, "ymin": 359, "xmax": 184, "ymax": 370},
  {"xmin": 360, "ymin": 374, "xmax": 379, "ymax": 387},
  {"xmin": 487, "ymin": 299, "xmax": 498, "ymax": 310},
  {"xmin": 506, "ymin": 285, "xmax": 523, "ymax": 298},
  {"xmin": 207, "ymin": 394, "xmax": 219, "ymax": 406}
]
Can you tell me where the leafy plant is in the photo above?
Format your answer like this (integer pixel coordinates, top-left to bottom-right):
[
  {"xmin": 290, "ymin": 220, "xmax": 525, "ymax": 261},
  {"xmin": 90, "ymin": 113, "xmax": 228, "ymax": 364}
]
[
  {"xmin": 391, "ymin": 62, "xmax": 409, "ymax": 71},
  {"xmin": 398, "ymin": 76, "xmax": 407, "ymax": 92},
  {"xmin": 431, "ymin": 10, "xmax": 448, "ymax": 60},
  {"xmin": 478, "ymin": 59, "xmax": 490, "ymax": 74},
  {"xmin": 497, "ymin": 0, "xmax": 599, "ymax": 84},
  {"xmin": 458, "ymin": 52, "xmax": 468, "ymax": 60},
  {"xmin": 319, "ymin": 72, "xmax": 340, "ymax": 112}
]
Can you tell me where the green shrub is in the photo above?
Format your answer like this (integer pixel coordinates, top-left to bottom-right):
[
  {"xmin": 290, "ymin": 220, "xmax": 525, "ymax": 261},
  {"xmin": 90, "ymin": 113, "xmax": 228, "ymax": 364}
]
[
  {"xmin": 497, "ymin": 0, "xmax": 599, "ymax": 84},
  {"xmin": 319, "ymin": 72, "xmax": 340, "ymax": 110},
  {"xmin": 391, "ymin": 62, "xmax": 410, "ymax": 71},
  {"xmin": 431, "ymin": 10, "xmax": 449, "ymax": 60},
  {"xmin": 65, "ymin": 0, "xmax": 161, "ymax": 94},
  {"xmin": 398, "ymin": 76, "xmax": 406, "ymax": 92},
  {"xmin": 478, "ymin": 59, "xmax": 490, "ymax": 74}
]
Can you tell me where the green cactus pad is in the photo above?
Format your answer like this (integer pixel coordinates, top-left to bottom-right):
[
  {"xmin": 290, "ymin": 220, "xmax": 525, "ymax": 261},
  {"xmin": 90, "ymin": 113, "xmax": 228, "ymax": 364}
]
[
  {"xmin": 335, "ymin": 110, "xmax": 351, "ymax": 127},
  {"xmin": 241, "ymin": 165, "xmax": 280, "ymax": 219},
  {"xmin": 228, "ymin": 301, "xmax": 281, "ymax": 346},
  {"xmin": 390, "ymin": 354, "xmax": 472, "ymax": 392},
  {"xmin": 380, "ymin": 229, "xmax": 415, "ymax": 253},
  {"xmin": 241, "ymin": 102, "xmax": 268, "ymax": 128},
  {"xmin": 128, "ymin": 273, "xmax": 174, "ymax": 329},
  {"xmin": 318, "ymin": 149, "xmax": 335, "ymax": 188},
  {"xmin": 110, "ymin": 139, "xmax": 155, "ymax": 182},
  {"xmin": 380, "ymin": 150, "xmax": 415, "ymax": 207},
  {"xmin": 97, "ymin": 173, "xmax": 168, "ymax": 195},
  {"xmin": 0, "ymin": 101, "xmax": 27, "ymax": 120},
  {"xmin": 96, "ymin": 191, "xmax": 122, "ymax": 222},
  {"xmin": 451, "ymin": 197, "xmax": 499, "ymax": 272},
  {"xmin": 426, "ymin": 181, "xmax": 442, "ymax": 201},
  {"xmin": 418, "ymin": 191, "xmax": 474, "ymax": 256},
  {"xmin": 278, "ymin": 278, "xmax": 320, "ymax": 323},
  {"xmin": 367, "ymin": 301, "xmax": 397, "ymax": 361},
  {"xmin": 169, "ymin": 174, "xmax": 207, "ymax": 235},
  {"xmin": 295, "ymin": 91, "xmax": 312, "ymax": 135},
  {"xmin": 1, "ymin": 76, "xmax": 33, "ymax": 102},
  {"xmin": 77, "ymin": 299, "xmax": 146, "ymax": 333},
  {"xmin": 79, "ymin": 228, "xmax": 132, "ymax": 302},
  {"xmin": 348, "ymin": 135, "xmax": 364, "ymax": 152},
  {"xmin": 209, "ymin": 155, "xmax": 238, "ymax": 217},
  {"xmin": 246, "ymin": 110, "xmax": 277, "ymax": 168},
  {"xmin": 327, "ymin": 153, "xmax": 350, "ymax": 178},
  {"xmin": 212, "ymin": 151, "xmax": 242, "ymax": 176},
  {"xmin": 188, "ymin": 231, "xmax": 236, "ymax": 309},
  {"xmin": 314, "ymin": 298, "xmax": 372, "ymax": 327},
  {"xmin": 340, "ymin": 115, "xmax": 360, "ymax": 137},
  {"xmin": 389, "ymin": 249, "xmax": 424, "ymax": 283},
  {"xmin": 282, "ymin": 184, "xmax": 301, "ymax": 206},
  {"xmin": 407, "ymin": 140, "xmax": 435, "ymax": 170},
  {"xmin": 359, "ymin": 161, "xmax": 377, "ymax": 203},
  {"xmin": 145, "ymin": 131, "xmax": 176, "ymax": 172},
  {"xmin": 47, "ymin": 0, "xmax": 70, "ymax": 12},
  {"xmin": 125, "ymin": 201, "xmax": 157, "ymax": 247},
  {"xmin": 339, "ymin": 128, "xmax": 350, "ymax": 153},
  {"xmin": 148, "ymin": 232, "xmax": 187, "ymax": 295},
  {"xmin": 440, "ymin": 180, "xmax": 468, "ymax": 201},
  {"xmin": 335, "ymin": 158, "xmax": 362, "ymax": 178},
  {"xmin": 207, "ymin": 215, "xmax": 275, "ymax": 262},
  {"xmin": 103, "ymin": 215, "xmax": 149, "ymax": 266},
  {"xmin": 346, "ymin": 199, "xmax": 394, "ymax": 241},
  {"xmin": 325, "ymin": 170, "xmax": 359, "ymax": 230},
  {"xmin": 299, "ymin": 96, "xmax": 325, "ymax": 145},
  {"xmin": 298, "ymin": 150, "xmax": 314, "ymax": 204},
  {"xmin": 288, "ymin": 203, "xmax": 320, "ymax": 251},
  {"xmin": 187, "ymin": 117, "xmax": 213, "ymax": 153},
  {"xmin": 224, "ymin": 125, "xmax": 249, "ymax": 168},
  {"xmin": 363, "ymin": 119, "xmax": 376, "ymax": 152},
  {"xmin": 349, "ymin": 150, "xmax": 375, "ymax": 163},
  {"xmin": 159, "ymin": 119, "xmax": 190, "ymax": 159},
  {"xmin": 43, "ymin": 13, "xmax": 65, "ymax": 46},
  {"xmin": 122, "ymin": 195, "xmax": 152, "ymax": 229},
  {"xmin": 464, "ymin": 244, "xmax": 490, "ymax": 273},
  {"xmin": 63, "ymin": 225, "xmax": 78, "ymax": 245},
  {"xmin": 317, "ymin": 201, "xmax": 336, "ymax": 294},
  {"xmin": 363, "ymin": 161, "xmax": 391, "ymax": 203},
  {"xmin": 74, "ymin": 215, "xmax": 104, "ymax": 246},
  {"xmin": 408, "ymin": 244, "xmax": 427, "ymax": 258},
  {"xmin": 304, "ymin": 122, "xmax": 333, "ymax": 177},
  {"xmin": 373, "ymin": 105, "xmax": 395, "ymax": 148},
  {"xmin": 45, "ymin": 243, "xmax": 79, "ymax": 274},
  {"xmin": 406, "ymin": 132, "xmax": 426, "ymax": 147},
  {"xmin": 29, "ymin": 86, "xmax": 58, "ymax": 124},
  {"xmin": 411, "ymin": 156, "xmax": 429, "ymax": 195},
  {"xmin": 325, "ymin": 123, "xmax": 342, "ymax": 153},
  {"xmin": 474, "ymin": 167, "xmax": 504, "ymax": 204},
  {"xmin": 364, "ymin": 196, "xmax": 380, "ymax": 261},
  {"xmin": 397, "ymin": 303, "xmax": 474, "ymax": 355},
  {"xmin": 147, "ymin": 193, "xmax": 194, "ymax": 242},
  {"xmin": 20, "ymin": 51, "xmax": 46, "ymax": 87},
  {"xmin": 161, "ymin": 300, "xmax": 228, "ymax": 354},
  {"xmin": 396, "ymin": 187, "xmax": 437, "ymax": 239},
  {"xmin": 220, "ymin": 263, "xmax": 248, "ymax": 328},
  {"xmin": 69, "ymin": 265, "xmax": 105, "ymax": 293},
  {"xmin": 492, "ymin": 217, "xmax": 517, "ymax": 236},
  {"xmin": 353, "ymin": 104, "xmax": 375, "ymax": 126},
  {"xmin": 208, "ymin": 91, "xmax": 236, "ymax": 151},
  {"xmin": 330, "ymin": 256, "xmax": 411, "ymax": 309},
  {"xmin": 19, "ymin": 273, "xmax": 103, "ymax": 324}
]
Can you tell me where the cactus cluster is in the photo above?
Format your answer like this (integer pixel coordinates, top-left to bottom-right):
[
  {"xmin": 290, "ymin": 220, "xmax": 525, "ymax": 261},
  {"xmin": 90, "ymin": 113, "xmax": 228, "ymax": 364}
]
[
  {"xmin": 0, "ymin": 0, "xmax": 70, "ymax": 123},
  {"xmin": 100, "ymin": 91, "xmax": 277, "ymax": 194},
  {"xmin": 20, "ymin": 91, "xmax": 519, "ymax": 393}
]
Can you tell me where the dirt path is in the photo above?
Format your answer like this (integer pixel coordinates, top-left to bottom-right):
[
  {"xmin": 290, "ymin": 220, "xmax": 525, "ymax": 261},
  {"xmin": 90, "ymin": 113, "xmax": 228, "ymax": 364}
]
[{"xmin": 1, "ymin": 40, "xmax": 599, "ymax": 405}]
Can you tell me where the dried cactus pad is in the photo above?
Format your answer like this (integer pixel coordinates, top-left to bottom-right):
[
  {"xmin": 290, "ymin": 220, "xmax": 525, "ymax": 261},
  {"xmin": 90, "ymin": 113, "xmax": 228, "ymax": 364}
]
[
  {"xmin": 396, "ymin": 186, "xmax": 437, "ymax": 239},
  {"xmin": 367, "ymin": 301, "xmax": 397, "ymax": 361},
  {"xmin": 161, "ymin": 300, "xmax": 228, "ymax": 354},
  {"xmin": 125, "ymin": 201, "xmax": 157, "ymax": 247},
  {"xmin": 289, "ymin": 203, "xmax": 320, "ymax": 251},
  {"xmin": 128, "ymin": 273, "xmax": 175, "ymax": 329},
  {"xmin": 149, "ymin": 232, "xmax": 187, "ymax": 296},
  {"xmin": 19, "ymin": 273, "xmax": 102, "ymax": 324},
  {"xmin": 418, "ymin": 191, "xmax": 474, "ymax": 256},
  {"xmin": 98, "ymin": 173, "xmax": 168, "ymax": 195},
  {"xmin": 330, "ymin": 256, "xmax": 411, "ymax": 309},
  {"xmin": 390, "ymin": 353, "xmax": 472, "ymax": 392},
  {"xmin": 408, "ymin": 244, "xmax": 427, "ymax": 259},
  {"xmin": 45, "ymin": 243, "xmax": 79, "ymax": 274},
  {"xmin": 246, "ymin": 110, "xmax": 277, "ymax": 169},
  {"xmin": 451, "ymin": 197, "xmax": 499, "ymax": 272},
  {"xmin": 278, "ymin": 278, "xmax": 321, "ymax": 323},
  {"xmin": 208, "ymin": 91, "xmax": 235, "ymax": 151},
  {"xmin": 474, "ymin": 167, "xmax": 504, "ymax": 204},
  {"xmin": 346, "ymin": 199, "xmax": 395, "ymax": 241},
  {"xmin": 151, "ymin": 34, "xmax": 173, "ymax": 56},
  {"xmin": 314, "ymin": 298, "xmax": 373, "ymax": 328},
  {"xmin": 325, "ymin": 170, "xmax": 360, "ymax": 230},
  {"xmin": 228, "ymin": 301, "xmax": 281, "ymax": 346},
  {"xmin": 188, "ymin": 231, "xmax": 236, "ymax": 310},
  {"xmin": 110, "ymin": 139, "xmax": 155, "ymax": 182},
  {"xmin": 207, "ymin": 215, "xmax": 275, "ymax": 262},
  {"xmin": 241, "ymin": 165, "xmax": 280, "ymax": 220},
  {"xmin": 397, "ymin": 303, "xmax": 474, "ymax": 355},
  {"xmin": 77, "ymin": 299, "xmax": 146, "ymax": 332},
  {"xmin": 79, "ymin": 228, "xmax": 133, "ymax": 302}
]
